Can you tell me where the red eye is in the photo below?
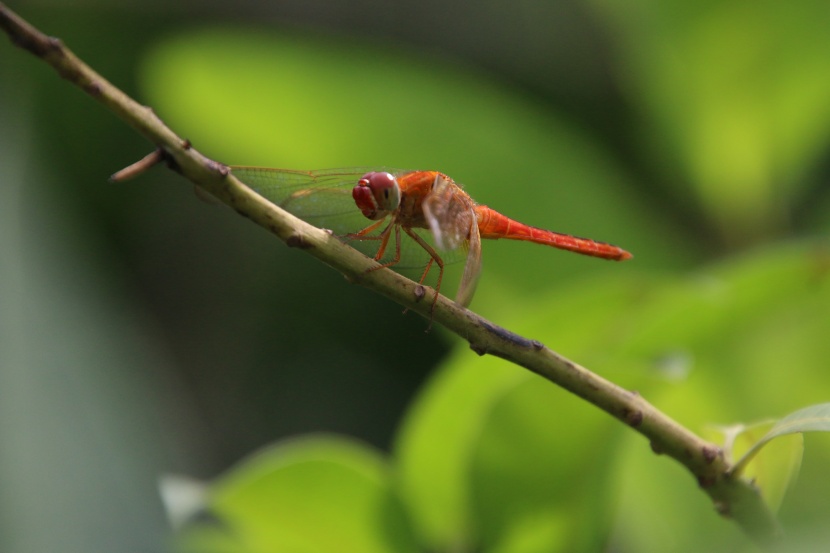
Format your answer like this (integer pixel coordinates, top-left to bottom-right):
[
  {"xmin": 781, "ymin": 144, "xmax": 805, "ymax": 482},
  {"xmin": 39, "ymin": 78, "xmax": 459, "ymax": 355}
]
[
  {"xmin": 352, "ymin": 172, "xmax": 401, "ymax": 220},
  {"xmin": 353, "ymin": 181, "xmax": 379, "ymax": 219}
]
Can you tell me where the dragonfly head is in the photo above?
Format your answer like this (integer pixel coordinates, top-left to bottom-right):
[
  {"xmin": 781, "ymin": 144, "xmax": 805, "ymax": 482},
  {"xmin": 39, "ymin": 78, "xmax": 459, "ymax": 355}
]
[{"xmin": 353, "ymin": 172, "xmax": 402, "ymax": 220}]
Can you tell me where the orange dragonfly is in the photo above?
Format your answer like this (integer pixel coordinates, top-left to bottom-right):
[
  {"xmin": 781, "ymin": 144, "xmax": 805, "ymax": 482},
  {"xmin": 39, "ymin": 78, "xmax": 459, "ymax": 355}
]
[{"xmin": 231, "ymin": 167, "xmax": 632, "ymax": 307}]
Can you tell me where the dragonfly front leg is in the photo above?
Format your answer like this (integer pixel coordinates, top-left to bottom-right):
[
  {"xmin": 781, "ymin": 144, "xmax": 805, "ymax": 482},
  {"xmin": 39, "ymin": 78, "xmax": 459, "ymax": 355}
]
[
  {"xmin": 368, "ymin": 224, "xmax": 403, "ymax": 270},
  {"xmin": 346, "ymin": 218, "xmax": 388, "ymax": 240},
  {"xmin": 347, "ymin": 220, "xmax": 405, "ymax": 271}
]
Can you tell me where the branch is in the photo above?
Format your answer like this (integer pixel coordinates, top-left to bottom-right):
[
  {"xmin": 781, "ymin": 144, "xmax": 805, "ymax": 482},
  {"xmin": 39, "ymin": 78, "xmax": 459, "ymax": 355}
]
[{"xmin": 0, "ymin": 3, "xmax": 782, "ymax": 546}]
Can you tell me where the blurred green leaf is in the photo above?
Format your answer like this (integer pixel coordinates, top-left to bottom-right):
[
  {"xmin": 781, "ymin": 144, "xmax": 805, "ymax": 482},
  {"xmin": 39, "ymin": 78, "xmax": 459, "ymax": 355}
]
[
  {"xmin": 468, "ymin": 377, "xmax": 620, "ymax": 552},
  {"xmin": 733, "ymin": 403, "xmax": 830, "ymax": 478},
  {"xmin": 189, "ymin": 435, "xmax": 417, "ymax": 553},
  {"xmin": 590, "ymin": 0, "xmax": 830, "ymax": 243},
  {"xmin": 618, "ymin": 245, "xmax": 826, "ymax": 362},
  {"xmin": 393, "ymin": 353, "xmax": 525, "ymax": 551},
  {"xmin": 709, "ymin": 421, "xmax": 804, "ymax": 513}
]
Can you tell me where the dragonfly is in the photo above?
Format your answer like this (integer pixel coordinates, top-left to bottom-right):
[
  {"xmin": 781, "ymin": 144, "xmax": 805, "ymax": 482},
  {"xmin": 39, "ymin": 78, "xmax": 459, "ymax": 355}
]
[{"xmin": 231, "ymin": 167, "xmax": 632, "ymax": 308}]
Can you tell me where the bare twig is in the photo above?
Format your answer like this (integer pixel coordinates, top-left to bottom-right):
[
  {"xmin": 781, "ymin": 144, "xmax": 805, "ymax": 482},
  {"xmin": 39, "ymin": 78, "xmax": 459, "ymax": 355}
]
[
  {"xmin": 0, "ymin": 2, "xmax": 782, "ymax": 546},
  {"xmin": 109, "ymin": 147, "xmax": 168, "ymax": 182}
]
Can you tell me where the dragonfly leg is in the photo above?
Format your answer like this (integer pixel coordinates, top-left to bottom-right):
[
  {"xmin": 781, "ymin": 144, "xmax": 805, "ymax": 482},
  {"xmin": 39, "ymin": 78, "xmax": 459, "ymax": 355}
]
[
  {"xmin": 346, "ymin": 218, "xmax": 388, "ymax": 239},
  {"xmin": 403, "ymin": 227, "xmax": 444, "ymax": 314},
  {"xmin": 350, "ymin": 222, "xmax": 404, "ymax": 272},
  {"xmin": 345, "ymin": 219, "xmax": 401, "ymax": 267},
  {"xmin": 366, "ymin": 224, "xmax": 402, "ymax": 270}
]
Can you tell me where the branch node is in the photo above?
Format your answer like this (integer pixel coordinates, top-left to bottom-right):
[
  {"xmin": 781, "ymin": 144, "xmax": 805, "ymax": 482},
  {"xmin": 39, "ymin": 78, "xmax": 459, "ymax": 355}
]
[
  {"xmin": 46, "ymin": 35, "xmax": 62, "ymax": 52},
  {"xmin": 622, "ymin": 407, "xmax": 644, "ymax": 427},
  {"xmin": 413, "ymin": 285, "xmax": 426, "ymax": 302},
  {"xmin": 469, "ymin": 343, "xmax": 488, "ymax": 356},
  {"xmin": 207, "ymin": 159, "xmax": 229, "ymax": 176},
  {"xmin": 84, "ymin": 80, "xmax": 102, "ymax": 97},
  {"xmin": 702, "ymin": 445, "xmax": 721, "ymax": 464}
]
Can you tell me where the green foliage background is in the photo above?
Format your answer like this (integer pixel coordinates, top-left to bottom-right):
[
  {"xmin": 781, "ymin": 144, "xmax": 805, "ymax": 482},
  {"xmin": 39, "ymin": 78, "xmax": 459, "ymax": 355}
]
[{"xmin": 1, "ymin": 1, "xmax": 829, "ymax": 551}]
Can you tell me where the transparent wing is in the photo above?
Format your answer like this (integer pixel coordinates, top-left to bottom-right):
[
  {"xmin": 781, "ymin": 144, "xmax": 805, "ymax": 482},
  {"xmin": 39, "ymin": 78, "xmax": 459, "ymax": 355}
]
[
  {"xmin": 232, "ymin": 166, "xmax": 465, "ymax": 270},
  {"xmin": 421, "ymin": 173, "xmax": 477, "ymax": 251},
  {"xmin": 455, "ymin": 210, "xmax": 482, "ymax": 307},
  {"xmin": 232, "ymin": 166, "xmax": 374, "ymax": 234}
]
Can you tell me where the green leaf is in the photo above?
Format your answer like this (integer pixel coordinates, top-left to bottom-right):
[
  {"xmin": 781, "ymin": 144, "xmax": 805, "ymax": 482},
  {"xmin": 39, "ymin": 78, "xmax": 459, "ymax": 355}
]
[
  {"xmin": 198, "ymin": 435, "xmax": 417, "ymax": 553},
  {"xmin": 733, "ymin": 403, "xmax": 830, "ymax": 477},
  {"xmin": 393, "ymin": 354, "xmax": 524, "ymax": 551},
  {"xmin": 707, "ymin": 421, "xmax": 803, "ymax": 513},
  {"xmin": 468, "ymin": 377, "xmax": 621, "ymax": 552}
]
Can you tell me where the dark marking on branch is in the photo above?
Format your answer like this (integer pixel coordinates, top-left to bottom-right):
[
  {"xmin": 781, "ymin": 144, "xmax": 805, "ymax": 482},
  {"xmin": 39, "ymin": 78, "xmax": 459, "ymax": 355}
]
[
  {"xmin": 702, "ymin": 445, "xmax": 720, "ymax": 464},
  {"xmin": 84, "ymin": 80, "xmax": 102, "ymax": 97},
  {"xmin": 161, "ymin": 148, "xmax": 182, "ymax": 173},
  {"xmin": 623, "ymin": 408, "xmax": 643, "ymax": 427},
  {"xmin": 697, "ymin": 474, "xmax": 717, "ymax": 489},
  {"xmin": 480, "ymin": 320, "xmax": 536, "ymax": 349},
  {"xmin": 286, "ymin": 234, "xmax": 312, "ymax": 249}
]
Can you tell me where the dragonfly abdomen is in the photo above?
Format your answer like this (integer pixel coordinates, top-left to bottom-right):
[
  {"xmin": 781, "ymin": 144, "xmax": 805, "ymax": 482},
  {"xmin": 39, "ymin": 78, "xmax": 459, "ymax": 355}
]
[{"xmin": 475, "ymin": 206, "xmax": 632, "ymax": 261}]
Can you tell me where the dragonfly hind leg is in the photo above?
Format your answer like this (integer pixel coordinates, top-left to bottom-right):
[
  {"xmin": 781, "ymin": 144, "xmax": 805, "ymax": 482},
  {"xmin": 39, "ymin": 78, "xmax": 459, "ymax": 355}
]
[{"xmin": 403, "ymin": 227, "xmax": 444, "ymax": 315}]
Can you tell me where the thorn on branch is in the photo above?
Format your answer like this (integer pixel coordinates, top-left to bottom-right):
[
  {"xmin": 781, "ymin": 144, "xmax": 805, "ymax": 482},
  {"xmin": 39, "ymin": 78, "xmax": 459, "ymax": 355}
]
[{"xmin": 207, "ymin": 158, "xmax": 230, "ymax": 176}]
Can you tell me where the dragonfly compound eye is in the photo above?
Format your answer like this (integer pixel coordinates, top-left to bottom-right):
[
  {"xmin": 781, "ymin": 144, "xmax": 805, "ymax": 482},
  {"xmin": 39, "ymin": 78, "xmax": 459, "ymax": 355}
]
[{"xmin": 353, "ymin": 172, "xmax": 401, "ymax": 220}]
